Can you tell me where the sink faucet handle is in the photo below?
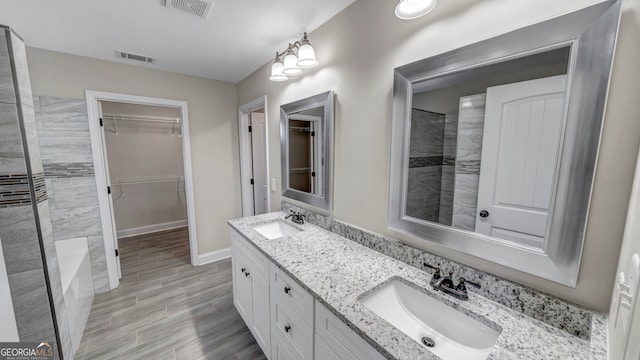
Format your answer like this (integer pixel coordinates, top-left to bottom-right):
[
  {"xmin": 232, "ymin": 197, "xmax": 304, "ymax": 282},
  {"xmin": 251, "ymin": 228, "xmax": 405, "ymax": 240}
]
[
  {"xmin": 457, "ymin": 277, "xmax": 481, "ymax": 291},
  {"xmin": 423, "ymin": 263, "xmax": 441, "ymax": 279}
]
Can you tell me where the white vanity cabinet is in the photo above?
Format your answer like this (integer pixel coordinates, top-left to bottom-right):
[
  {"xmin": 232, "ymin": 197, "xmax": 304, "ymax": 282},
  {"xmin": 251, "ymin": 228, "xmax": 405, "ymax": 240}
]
[
  {"xmin": 231, "ymin": 229, "xmax": 384, "ymax": 360},
  {"xmin": 231, "ymin": 230, "xmax": 271, "ymax": 356}
]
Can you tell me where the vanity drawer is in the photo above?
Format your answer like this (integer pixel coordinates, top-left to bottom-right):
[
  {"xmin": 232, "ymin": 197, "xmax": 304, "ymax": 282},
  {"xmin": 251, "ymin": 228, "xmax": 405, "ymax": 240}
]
[
  {"xmin": 271, "ymin": 295, "xmax": 313, "ymax": 359},
  {"xmin": 270, "ymin": 262, "xmax": 314, "ymax": 326},
  {"xmin": 231, "ymin": 230, "xmax": 269, "ymax": 282},
  {"xmin": 315, "ymin": 301, "xmax": 385, "ymax": 360}
]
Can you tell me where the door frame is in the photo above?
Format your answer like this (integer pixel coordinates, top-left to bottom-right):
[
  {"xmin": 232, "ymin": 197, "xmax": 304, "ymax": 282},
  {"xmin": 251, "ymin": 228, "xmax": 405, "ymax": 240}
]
[
  {"xmin": 85, "ymin": 90, "xmax": 199, "ymax": 289},
  {"xmin": 238, "ymin": 96, "xmax": 270, "ymax": 217}
]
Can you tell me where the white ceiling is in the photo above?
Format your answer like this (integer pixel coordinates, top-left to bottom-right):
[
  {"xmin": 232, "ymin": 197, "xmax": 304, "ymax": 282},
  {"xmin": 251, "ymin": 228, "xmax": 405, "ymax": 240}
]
[{"xmin": 0, "ymin": 0, "xmax": 356, "ymax": 83}]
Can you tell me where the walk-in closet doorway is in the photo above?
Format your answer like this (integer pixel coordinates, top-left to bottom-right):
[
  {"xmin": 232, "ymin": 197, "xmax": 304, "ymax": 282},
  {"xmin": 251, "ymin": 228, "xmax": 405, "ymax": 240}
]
[{"xmin": 86, "ymin": 91, "xmax": 198, "ymax": 290}]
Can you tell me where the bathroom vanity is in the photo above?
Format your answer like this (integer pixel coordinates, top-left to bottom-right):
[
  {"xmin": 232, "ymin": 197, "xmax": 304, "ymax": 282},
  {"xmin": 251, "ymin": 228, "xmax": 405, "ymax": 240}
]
[{"xmin": 228, "ymin": 212, "xmax": 607, "ymax": 359}]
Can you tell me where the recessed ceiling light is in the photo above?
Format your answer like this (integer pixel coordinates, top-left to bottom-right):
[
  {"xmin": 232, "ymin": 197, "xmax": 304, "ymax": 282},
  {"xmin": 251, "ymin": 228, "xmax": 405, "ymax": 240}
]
[{"xmin": 395, "ymin": 0, "xmax": 437, "ymax": 20}]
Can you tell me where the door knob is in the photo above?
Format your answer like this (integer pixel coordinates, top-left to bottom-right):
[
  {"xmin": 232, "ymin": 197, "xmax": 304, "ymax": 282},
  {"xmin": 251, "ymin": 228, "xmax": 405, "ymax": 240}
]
[
  {"xmin": 284, "ymin": 286, "xmax": 291, "ymax": 294},
  {"xmin": 284, "ymin": 324, "xmax": 291, "ymax": 333},
  {"xmin": 479, "ymin": 210, "xmax": 489, "ymax": 218}
]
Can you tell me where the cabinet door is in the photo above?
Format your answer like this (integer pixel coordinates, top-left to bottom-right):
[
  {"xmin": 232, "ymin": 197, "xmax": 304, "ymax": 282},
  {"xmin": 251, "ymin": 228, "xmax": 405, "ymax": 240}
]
[
  {"xmin": 314, "ymin": 334, "xmax": 342, "ymax": 360},
  {"xmin": 232, "ymin": 248, "xmax": 252, "ymax": 326},
  {"xmin": 251, "ymin": 274, "xmax": 271, "ymax": 357},
  {"xmin": 315, "ymin": 301, "xmax": 385, "ymax": 360},
  {"xmin": 272, "ymin": 332, "xmax": 297, "ymax": 360}
]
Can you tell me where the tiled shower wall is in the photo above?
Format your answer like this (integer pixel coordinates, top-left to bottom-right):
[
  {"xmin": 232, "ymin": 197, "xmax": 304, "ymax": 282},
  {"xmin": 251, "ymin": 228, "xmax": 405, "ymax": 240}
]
[
  {"xmin": 452, "ymin": 93, "xmax": 486, "ymax": 231},
  {"xmin": 438, "ymin": 114, "xmax": 457, "ymax": 226},
  {"xmin": 406, "ymin": 109, "xmax": 444, "ymax": 222},
  {"xmin": 34, "ymin": 96, "xmax": 109, "ymax": 293},
  {"xmin": 0, "ymin": 26, "xmax": 68, "ymax": 359},
  {"xmin": 407, "ymin": 109, "xmax": 456, "ymax": 225}
]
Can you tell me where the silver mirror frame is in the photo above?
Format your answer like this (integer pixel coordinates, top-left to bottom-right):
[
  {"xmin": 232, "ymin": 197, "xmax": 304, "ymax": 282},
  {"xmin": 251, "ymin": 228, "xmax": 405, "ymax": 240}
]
[
  {"xmin": 281, "ymin": 91, "xmax": 334, "ymax": 210},
  {"xmin": 388, "ymin": 0, "xmax": 621, "ymax": 287}
]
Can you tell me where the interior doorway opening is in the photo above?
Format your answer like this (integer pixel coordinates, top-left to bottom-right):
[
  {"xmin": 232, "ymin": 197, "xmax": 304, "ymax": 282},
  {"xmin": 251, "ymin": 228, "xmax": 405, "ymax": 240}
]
[
  {"xmin": 86, "ymin": 91, "xmax": 198, "ymax": 289},
  {"xmin": 101, "ymin": 101, "xmax": 189, "ymax": 280},
  {"xmin": 239, "ymin": 96, "xmax": 270, "ymax": 216}
]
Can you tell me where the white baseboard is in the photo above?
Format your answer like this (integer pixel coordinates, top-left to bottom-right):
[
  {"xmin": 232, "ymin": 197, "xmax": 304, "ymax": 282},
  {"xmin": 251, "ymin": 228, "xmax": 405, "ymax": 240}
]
[
  {"xmin": 195, "ymin": 248, "xmax": 231, "ymax": 266},
  {"xmin": 117, "ymin": 220, "xmax": 188, "ymax": 239}
]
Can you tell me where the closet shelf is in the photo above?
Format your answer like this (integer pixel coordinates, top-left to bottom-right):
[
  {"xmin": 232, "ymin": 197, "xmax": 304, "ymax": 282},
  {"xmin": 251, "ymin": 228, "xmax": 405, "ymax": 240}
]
[
  {"xmin": 112, "ymin": 176, "xmax": 184, "ymax": 185},
  {"xmin": 289, "ymin": 167, "xmax": 312, "ymax": 174},
  {"xmin": 289, "ymin": 126, "xmax": 311, "ymax": 132},
  {"xmin": 102, "ymin": 112, "xmax": 181, "ymax": 136}
]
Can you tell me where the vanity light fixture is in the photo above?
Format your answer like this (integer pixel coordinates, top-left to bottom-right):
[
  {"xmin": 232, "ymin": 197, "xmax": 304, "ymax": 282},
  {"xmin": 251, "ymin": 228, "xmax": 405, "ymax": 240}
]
[
  {"xmin": 395, "ymin": 0, "xmax": 437, "ymax": 20},
  {"xmin": 269, "ymin": 32, "xmax": 319, "ymax": 82}
]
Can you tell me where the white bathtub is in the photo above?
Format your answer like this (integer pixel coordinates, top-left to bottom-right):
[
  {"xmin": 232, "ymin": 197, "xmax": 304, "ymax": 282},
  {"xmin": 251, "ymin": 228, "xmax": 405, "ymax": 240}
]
[{"xmin": 55, "ymin": 237, "xmax": 94, "ymax": 354}]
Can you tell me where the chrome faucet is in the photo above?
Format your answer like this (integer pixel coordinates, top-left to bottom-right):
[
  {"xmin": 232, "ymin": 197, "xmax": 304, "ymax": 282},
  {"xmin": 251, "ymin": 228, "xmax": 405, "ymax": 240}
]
[
  {"xmin": 423, "ymin": 263, "xmax": 481, "ymax": 300},
  {"xmin": 285, "ymin": 210, "xmax": 305, "ymax": 225}
]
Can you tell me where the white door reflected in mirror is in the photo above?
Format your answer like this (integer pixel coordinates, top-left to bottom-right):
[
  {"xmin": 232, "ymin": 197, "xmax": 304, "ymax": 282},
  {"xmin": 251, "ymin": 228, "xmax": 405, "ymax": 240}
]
[{"xmin": 475, "ymin": 75, "xmax": 567, "ymax": 250}]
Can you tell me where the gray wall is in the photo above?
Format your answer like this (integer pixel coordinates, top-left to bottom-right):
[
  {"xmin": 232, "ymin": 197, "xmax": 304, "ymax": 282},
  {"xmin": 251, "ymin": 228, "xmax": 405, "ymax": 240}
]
[
  {"xmin": 34, "ymin": 95, "xmax": 109, "ymax": 293},
  {"xmin": 26, "ymin": 47, "xmax": 239, "ymax": 257},
  {"xmin": 237, "ymin": 0, "xmax": 640, "ymax": 312}
]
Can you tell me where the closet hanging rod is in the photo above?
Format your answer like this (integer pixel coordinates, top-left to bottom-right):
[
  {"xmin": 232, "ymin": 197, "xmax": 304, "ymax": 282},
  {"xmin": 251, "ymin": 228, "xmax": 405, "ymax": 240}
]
[
  {"xmin": 112, "ymin": 177, "xmax": 184, "ymax": 202},
  {"xmin": 102, "ymin": 113, "xmax": 181, "ymax": 124}
]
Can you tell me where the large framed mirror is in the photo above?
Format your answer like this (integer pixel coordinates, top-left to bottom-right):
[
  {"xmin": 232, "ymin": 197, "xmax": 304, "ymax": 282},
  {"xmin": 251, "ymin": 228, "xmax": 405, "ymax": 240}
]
[
  {"xmin": 389, "ymin": 0, "xmax": 620, "ymax": 286},
  {"xmin": 281, "ymin": 91, "xmax": 334, "ymax": 210}
]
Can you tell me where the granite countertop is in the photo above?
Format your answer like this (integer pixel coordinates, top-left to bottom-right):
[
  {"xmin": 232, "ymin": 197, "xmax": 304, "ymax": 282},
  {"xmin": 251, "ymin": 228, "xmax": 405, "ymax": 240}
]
[{"xmin": 228, "ymin": 212, "xmax": 605, "ymax": 360}]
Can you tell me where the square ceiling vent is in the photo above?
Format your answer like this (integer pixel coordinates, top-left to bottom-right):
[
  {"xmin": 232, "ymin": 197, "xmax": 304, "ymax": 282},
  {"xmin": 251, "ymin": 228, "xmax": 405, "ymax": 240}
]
[{"xmin": 164, "ymin": 0, "xmax": 214, "ymax": 20}]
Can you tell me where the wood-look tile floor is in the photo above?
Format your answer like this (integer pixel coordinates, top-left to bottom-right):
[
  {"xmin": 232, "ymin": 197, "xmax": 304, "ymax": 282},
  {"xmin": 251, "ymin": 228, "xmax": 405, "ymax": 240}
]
[{"xmin": 75, "ymin": 227, "xmax": 267, "ymax": 360}]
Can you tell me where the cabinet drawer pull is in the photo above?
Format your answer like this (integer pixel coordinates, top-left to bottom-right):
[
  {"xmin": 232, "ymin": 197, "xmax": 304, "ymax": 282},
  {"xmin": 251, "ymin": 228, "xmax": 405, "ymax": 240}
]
[
  {"xmin": 284, "ymin": 286, "xmax": 291, "ymax": 294},
  {"xmin": 284, "ymin": 324, "xmax": 291, "ymax": 333}
]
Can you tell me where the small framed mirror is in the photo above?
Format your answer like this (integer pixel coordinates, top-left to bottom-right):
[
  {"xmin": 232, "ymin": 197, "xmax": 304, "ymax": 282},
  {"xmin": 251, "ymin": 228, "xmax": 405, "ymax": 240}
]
[
  {"xmin": 281, "ymin": 91, "xmax": 334, "ymax": 210},
  {"xmin": 388, "ymin": 0, "xmax": 620, "ymax": 286}
]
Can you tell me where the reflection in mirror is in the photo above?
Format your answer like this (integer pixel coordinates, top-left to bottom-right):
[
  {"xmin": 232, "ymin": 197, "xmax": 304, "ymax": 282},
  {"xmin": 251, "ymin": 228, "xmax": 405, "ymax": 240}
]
[
  {"xmin": 288, "ymin": 108, "xmax": 323, "ymax": 195},
  {"xmin": 406, "ymin": 47, "xmax": 570, "ymax": 250},
  {"xmin": 389, "ymin": 0, "xmax": 621, "ymax": 286},
  {"xmin": 281, "ymin": 91, "xmax": 334, "ymax": 210}
]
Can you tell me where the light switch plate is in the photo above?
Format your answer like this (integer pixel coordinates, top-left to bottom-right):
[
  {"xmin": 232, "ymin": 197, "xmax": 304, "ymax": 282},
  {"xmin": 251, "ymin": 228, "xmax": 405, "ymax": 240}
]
[{"xmin": 271, "ymin": 178, "xmax": 277, "ymax": 192}]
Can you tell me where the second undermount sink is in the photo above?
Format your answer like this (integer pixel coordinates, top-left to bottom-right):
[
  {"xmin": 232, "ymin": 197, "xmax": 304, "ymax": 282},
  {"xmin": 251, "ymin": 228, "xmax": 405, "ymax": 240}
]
[
  {"xmin": 360, "ymin": 279, "xmax": 501, "ymax": 360},
  {"xmin": 252, "ymin": 220, "xmax": 302, "ymax": 240}
]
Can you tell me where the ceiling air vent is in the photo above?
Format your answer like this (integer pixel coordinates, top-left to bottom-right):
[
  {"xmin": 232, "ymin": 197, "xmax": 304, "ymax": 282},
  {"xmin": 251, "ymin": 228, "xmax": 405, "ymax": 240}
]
[
  {"xmin": 164, "ymin": 0, "xmax": 214, "ymax": 20},
  {"xmin": 117, "ymin": 51, "xmax": 156, "ymax": 64}
]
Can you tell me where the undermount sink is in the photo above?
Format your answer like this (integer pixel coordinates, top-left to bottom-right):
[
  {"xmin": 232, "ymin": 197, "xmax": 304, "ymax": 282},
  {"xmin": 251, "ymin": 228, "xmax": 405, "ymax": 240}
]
[
  {"xmin": 360, "ymin": 279, "xmax": 501, "ymax": 360},
  {"xmin": 252, "ymin": 220, "xmax": 302, "ymax": 240}
]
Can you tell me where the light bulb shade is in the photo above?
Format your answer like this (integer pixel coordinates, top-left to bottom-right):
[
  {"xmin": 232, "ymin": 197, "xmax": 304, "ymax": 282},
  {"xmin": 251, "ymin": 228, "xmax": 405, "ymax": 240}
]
[
  {"xmin": 296, "ymin": 43, "xmax": 318, "ymax": 68},
  {"xmin": 269, "ymin": 60, "xmax": 288, "ymax": 81},
  {"xmin": 282, "ymin": 52, "xmax": 302, "ymax": 75},
  {"xmin": 395, "ymin": 0, "xmax": 437, "ymax": 20}
]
